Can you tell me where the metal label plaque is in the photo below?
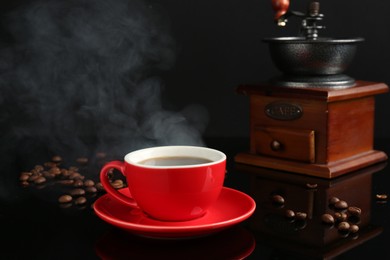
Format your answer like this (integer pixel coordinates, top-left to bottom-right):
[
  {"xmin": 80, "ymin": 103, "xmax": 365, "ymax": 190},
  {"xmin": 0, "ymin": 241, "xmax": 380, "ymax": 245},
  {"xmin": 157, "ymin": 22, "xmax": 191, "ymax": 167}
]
[{"xmin": 265, "ymin": 102, "xmax": 303, "ymax": 120}]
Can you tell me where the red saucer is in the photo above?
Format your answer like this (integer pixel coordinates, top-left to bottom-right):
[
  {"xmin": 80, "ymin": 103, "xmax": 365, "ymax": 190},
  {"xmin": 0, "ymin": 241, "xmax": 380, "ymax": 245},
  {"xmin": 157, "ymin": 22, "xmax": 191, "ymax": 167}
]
[{"xmin": 93, "ymin": 187, "xmax": 256, "ymax": 239}]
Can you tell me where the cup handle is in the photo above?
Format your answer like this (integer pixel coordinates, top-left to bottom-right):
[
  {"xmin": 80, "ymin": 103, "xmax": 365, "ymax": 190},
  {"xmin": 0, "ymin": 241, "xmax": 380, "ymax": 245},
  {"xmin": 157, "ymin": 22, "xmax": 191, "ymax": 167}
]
[{"xmin": 100, "ymin": 161, "xmax": 138, "ymax": 208}]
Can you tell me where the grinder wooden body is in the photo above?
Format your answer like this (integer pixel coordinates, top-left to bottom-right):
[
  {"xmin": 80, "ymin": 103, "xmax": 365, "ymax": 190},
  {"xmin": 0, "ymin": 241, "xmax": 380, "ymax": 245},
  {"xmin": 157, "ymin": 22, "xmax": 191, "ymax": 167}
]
[{"xmin": 235, "ymin": 81, "xmax": 388, "ymax": 178}]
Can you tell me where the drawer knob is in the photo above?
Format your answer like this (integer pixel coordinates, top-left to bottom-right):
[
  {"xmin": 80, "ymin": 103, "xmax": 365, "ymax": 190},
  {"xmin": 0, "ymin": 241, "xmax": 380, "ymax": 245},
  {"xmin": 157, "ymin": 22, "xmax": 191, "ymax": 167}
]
[{"xmin": 271, "ymin": 140, "xmax": 282, "ymax": 151}]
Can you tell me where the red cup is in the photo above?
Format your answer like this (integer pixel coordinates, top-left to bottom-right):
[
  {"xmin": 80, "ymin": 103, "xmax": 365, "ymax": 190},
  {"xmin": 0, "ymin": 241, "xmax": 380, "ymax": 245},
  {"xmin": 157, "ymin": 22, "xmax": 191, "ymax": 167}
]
[{"xmin": 100, "ymin": 146, "xmax": 226, "ymax": 221}]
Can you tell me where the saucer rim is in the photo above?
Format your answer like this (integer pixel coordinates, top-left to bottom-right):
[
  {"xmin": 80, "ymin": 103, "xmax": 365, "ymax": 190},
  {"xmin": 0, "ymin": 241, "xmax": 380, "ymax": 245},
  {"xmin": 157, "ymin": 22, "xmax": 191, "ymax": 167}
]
[{"xmin": 93, "ymin": 187, "xmax": 256, "ymax": 231}]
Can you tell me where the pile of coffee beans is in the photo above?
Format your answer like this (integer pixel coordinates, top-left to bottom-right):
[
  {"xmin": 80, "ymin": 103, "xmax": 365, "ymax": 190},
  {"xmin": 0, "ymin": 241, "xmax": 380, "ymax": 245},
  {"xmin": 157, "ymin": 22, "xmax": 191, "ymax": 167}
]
[
  {"xmin": 269, "ymin": 193, "xmax": 309, "ymax": 231},
  {"xmin": 269, "ymin": 191, "xmax": 363, "ymax": 238},
  {"xmin": 321, "ymin": 196, "xmax": 362, "ymax": 237},
  {"xmin": 18, "ymin": 154, "xmax": 126, "ymax": 209}
]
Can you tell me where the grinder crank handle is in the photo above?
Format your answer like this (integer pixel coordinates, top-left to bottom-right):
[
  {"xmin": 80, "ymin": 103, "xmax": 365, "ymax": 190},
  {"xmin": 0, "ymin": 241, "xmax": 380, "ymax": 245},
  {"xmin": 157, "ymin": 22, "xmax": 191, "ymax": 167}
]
[
  {"xmin": 271, "ymin": 0, "xmax": 306, "ymax": 26},
  {"xmin": 271, "ymin": 0, "xmax": 290, "ymax": 21}
]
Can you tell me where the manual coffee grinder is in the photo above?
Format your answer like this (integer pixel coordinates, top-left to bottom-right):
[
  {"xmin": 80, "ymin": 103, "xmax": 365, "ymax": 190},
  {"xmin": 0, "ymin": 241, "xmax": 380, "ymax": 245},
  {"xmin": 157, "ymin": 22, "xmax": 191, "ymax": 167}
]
[{"xmin": 235, "ymin": 0, "xmax": 388, "ymax": 178}]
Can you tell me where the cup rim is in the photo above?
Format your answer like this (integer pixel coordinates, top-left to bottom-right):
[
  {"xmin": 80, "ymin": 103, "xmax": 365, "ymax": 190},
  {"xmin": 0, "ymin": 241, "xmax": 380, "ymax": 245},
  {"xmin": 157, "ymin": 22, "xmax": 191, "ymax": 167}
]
[{"xmin": 124, "ymin": 145, "xmax": 226, "ymax": 169}]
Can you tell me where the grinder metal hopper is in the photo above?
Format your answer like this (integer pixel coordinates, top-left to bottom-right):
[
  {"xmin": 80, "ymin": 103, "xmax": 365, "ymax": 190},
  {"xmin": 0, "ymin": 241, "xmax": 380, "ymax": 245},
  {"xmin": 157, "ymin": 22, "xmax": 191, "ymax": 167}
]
[{"xmin": 265, "ymin": 0, "xmax": 364, "ymax": 88}]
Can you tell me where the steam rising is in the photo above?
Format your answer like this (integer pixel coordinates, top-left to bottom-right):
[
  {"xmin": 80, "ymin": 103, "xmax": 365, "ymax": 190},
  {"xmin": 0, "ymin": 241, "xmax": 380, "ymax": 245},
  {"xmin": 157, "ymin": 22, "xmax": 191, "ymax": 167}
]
[
  {"xmin": 0, "ymin": 0, "xmax": 208, "ymax": 153},
  {"xmin": 0, "ymin": 0, "xmax": 208, "ymax": 200}
]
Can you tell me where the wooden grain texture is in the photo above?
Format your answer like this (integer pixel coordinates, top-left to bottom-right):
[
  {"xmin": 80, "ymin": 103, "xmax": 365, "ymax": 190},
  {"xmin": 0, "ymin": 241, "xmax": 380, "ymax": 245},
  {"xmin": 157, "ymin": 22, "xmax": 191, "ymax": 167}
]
[
  {"xmin": 238, "ymin": 81, "xmax": 389, "ymax": 177},
  {"xmin": 253, "ymin": 126, "xmax": 315, "ymax": 163},
  {"xmin": 235, "ymin": 150, "xmax": 387, "ymax": 178},
  {"xmin": 327, "ymin": 97, "xmax": 374, "ymax": 162}
]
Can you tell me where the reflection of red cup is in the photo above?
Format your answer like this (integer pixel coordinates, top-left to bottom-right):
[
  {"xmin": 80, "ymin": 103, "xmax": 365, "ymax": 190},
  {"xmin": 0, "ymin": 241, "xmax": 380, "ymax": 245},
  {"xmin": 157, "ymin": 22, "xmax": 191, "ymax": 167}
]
[
  {"xmin": 95, "ymin": 226, "xmax": 256, "ymax": 260},
  {"xmin": 100, "ymin": 146, "xmax": 226, "ymax": 221}
]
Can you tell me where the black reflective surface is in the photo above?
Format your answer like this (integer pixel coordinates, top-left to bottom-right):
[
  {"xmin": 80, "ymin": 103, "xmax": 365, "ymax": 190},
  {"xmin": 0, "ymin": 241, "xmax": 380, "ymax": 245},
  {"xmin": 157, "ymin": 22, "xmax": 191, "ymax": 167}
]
[{"xmin": 1, "ymin": 138, "xmax": 389, "ymax": 259}]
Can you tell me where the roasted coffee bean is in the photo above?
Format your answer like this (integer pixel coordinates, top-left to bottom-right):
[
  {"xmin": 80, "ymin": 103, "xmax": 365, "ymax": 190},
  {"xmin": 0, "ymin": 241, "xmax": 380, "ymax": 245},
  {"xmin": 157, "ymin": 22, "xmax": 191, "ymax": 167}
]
[
  {"xmin": 285, "ymin": 209, "xmax": 295, "ymax": 219},
  {"xmin": 84, "ymin": 179, "xmax": 95, "ymax": 187},
  {"xmin": 58, "ymin": 179, "xmax": 75, "ymax": 185},
  {"xmin": 76, "ymin": 157, "xmax": 88, "ymax": 164},
  {"xmin": 95, "ymin": 182, "xmax": 105, "ymax": 192},
  {"xmin": 30, "ymin": 169, "xmax": 41, "ymax": 175},
  {"xmin": 20, "ymin": 181, "xmax": 29, "ymax": 187},
  {"xmin": 69, "ymin": 172, "xmax": 84, "ymax": 180},
  {"xmin": 44, "ymin": 161, "xmax": 57, "ymax": 168},
  {"xmin": 347, "ymin": 206, "xmax": 362, "ymax": 216},
  {"xmin": 28, "ymin": 175, "xmax": 40, "ymax": 182},
  {"xmin": 69, "ymin": 172, "xmax": 79, "ymax": 179},
  {"xmin": 34, "ymin": 176, "xmax": 46, "ymax": 184},
  {"xmin": 334, "ymin": 200, "xmax": 348, "ymax": 210},
  {"xmin": 321, "ymin": 213, "xmax": 335, "ymax": 225},
  {"xmin": 60, "ymin": 169, "xmax": 71, "ymax": 178},
  {"xmin": 69, "ymin": 166, "xmax": 79, "ymax": 172},
  {"xmin": 111, "ymin": 179, "xmax": 124, "ymax": 188},
  {"xmin": 337, "ymin": 221, "xmax": 350, "ymax": 232},
  {"xmin": 51, "ymin": 155, "xmax": 62, "ymax": 163},
  {"xmin": 271, "ymin": 195, "xmax": 285, "ymax": 205},
  {"xmin": 43, "ymin": 171, "xmax": 55, "ymax": 179},
  {"xmin": 74, "ymin": 196, "xmax": 87, "ymax": 205},
  {"xmin": 49, "ymin": 167, "xmax": 61, "ymax": 176},
  {"xmin": 73, "ymin": 180, "xmax": 84, "ymax": 187},
  {"xmin": 334, "ymin": 212, "xmax": 348, "ymax": 222},
  {"xmin": 69, "ymin": 188, "xmax": 86, "ymax": 196},
  {"xmin": 113, "ymin": 179, "xmax": 123, "ymax": 185},
  {"xmin": 295, "ymin": 212, "xmax": 307, "ymax": 221},
  {"xmin": 329, "ymin": 197, "xmax": 340, "ymax": 205},
  {"xmin": 349, "ymin": 224, "xmax": 359, "ymax": 233},
  {"xmin": 376, "ymin": 194, "xmax": 388, "ymax": 201},
  {"xmin": 306, "ymin": 183, "xmax": 318, "ymax": 189},
  {"xmin": 59, "ymin": 202, "xmax": 73, "ymax": 209},
  {"xmin": 111, "ymin": 180, "xmax": 124, "ymax": 189},
  {"xmin": 21, "ymin": 171, "xmax": 32, "ymax": 176},
  {"xmin": 85, "ymin": 186, "xmax": 97, "ymax": 193},
  {"xmin": 58, "ymin": 195, "xmax": 72, "ymax": 203},
  {"xmin": 111, "ymin": 183, "xmax": 123, "ymax": 190},
  {"xmin": 96, "ymin": 152, "xmax": 106, "ymax": 159},
  {"xmin": 34, "ymin": 165, "xmax": 44, "ymax": 172},
  {"xmin": 19, "ymin": 174, "xmax": 30, "ymax": 181}
]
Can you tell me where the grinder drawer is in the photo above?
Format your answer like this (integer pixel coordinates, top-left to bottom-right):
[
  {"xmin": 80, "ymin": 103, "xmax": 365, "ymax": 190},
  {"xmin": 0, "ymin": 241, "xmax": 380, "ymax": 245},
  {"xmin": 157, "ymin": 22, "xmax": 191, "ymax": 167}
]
[{"xmin": 253, "ymin": 126, "xmax": 315, "ymax": 163}]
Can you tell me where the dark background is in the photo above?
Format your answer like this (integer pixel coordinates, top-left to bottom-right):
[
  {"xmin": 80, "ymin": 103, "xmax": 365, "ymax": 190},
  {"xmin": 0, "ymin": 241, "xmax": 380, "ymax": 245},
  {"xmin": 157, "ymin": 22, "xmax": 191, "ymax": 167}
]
[
  {"xmin": 1, "ymin": 0, "xmax": 389, "ymax": 140},
  {"xmin": 0, "ymin": 2, "xmax": 389, "ymax": 259}
]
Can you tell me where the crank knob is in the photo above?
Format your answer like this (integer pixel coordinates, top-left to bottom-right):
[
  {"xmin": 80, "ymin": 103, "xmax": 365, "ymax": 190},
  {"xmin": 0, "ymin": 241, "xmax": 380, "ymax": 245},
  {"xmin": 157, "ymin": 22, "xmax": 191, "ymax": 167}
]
[{"xmin": 271, "ymin": 0, "xmax": 290, "ymax": 20}]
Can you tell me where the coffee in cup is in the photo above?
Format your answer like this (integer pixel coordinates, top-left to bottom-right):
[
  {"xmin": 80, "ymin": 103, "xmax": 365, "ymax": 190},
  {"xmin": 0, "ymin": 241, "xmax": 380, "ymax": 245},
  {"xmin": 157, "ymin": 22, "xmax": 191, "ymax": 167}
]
[{"xmin": 100, "ymin": 146, "xmax": 226, "ymax": 221}]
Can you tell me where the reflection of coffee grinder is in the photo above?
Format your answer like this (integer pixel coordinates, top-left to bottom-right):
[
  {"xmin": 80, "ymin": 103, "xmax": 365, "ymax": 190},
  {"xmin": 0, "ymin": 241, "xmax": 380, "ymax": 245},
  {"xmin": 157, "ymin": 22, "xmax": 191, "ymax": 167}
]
[
  {"xmin": 236, "ymin": 162, "xmax": 385, "ymax": 258},
  {"xmin": 235, "ymin": 0, "xmax": 388, "ymax": 178}
]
